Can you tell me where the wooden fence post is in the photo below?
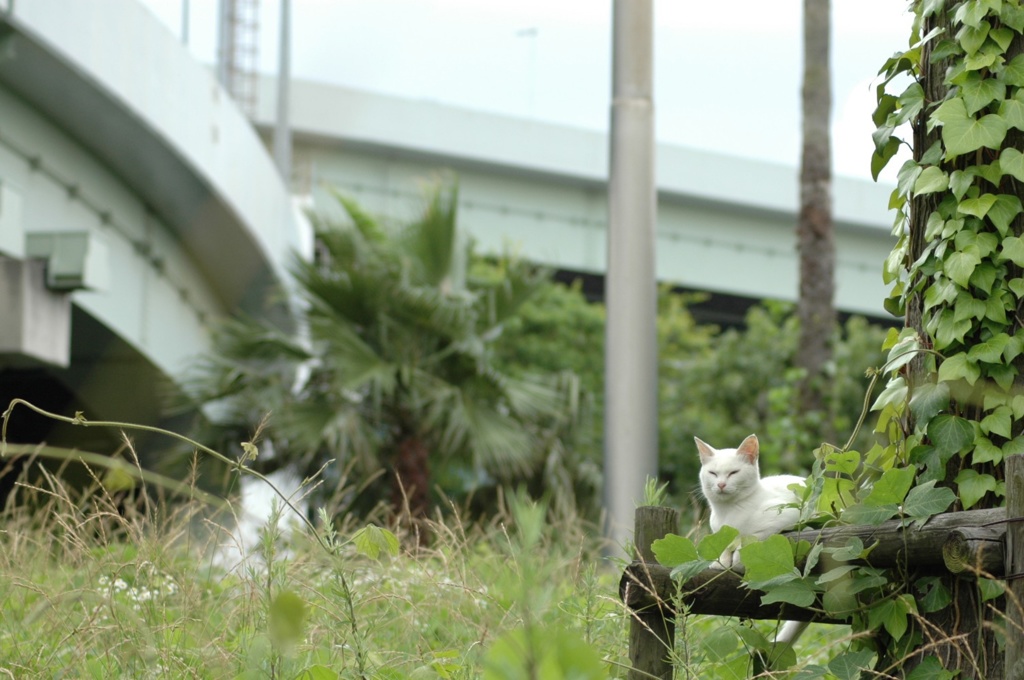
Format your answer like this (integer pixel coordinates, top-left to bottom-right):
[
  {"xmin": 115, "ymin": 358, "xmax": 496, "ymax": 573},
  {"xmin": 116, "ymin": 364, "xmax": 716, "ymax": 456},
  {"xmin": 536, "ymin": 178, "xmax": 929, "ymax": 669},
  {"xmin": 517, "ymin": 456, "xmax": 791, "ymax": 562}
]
[
  {"xmin": 626, "ymin": 506, "xmax": 679, "ymax": 680},
  {"xmin": 1007, "ymin": 454, "xmax": 1024, "ymax": 680}
]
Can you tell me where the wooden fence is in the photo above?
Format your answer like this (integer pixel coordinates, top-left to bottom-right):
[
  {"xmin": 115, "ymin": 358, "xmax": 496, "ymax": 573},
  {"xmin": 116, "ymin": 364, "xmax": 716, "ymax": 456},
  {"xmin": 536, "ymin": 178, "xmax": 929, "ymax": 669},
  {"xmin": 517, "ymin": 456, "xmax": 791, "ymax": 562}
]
[{"xmin": 619, "ymin": 453, "xmax": 1024, "ymax": 679}]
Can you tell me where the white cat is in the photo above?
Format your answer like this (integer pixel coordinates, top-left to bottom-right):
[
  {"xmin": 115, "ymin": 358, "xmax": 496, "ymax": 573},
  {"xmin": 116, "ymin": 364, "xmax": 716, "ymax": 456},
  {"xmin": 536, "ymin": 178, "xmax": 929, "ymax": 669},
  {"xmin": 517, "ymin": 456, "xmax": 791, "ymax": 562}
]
[{"xmin": 695, "ymin": 433, "xmax": 808, "ymax": 648}]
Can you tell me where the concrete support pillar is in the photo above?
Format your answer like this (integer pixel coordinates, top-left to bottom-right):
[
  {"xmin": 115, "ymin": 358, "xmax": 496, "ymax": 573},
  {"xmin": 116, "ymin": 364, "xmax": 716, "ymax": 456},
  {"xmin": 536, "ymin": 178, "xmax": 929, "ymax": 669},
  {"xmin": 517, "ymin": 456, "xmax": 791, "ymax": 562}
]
[{"xmin": 0, "ymin": 257, "xmax": 71, "ymax": 367}]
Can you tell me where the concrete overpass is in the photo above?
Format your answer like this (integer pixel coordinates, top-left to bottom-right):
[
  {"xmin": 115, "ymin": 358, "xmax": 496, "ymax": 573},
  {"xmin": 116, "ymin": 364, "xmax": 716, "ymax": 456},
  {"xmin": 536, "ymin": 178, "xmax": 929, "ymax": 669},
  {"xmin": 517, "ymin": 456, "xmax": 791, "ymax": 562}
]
[
  {"xmin": 252, "ymin": 77, "xmax": 898, "ymax": 321},
  {"xmin": 0, "ymin": 0, "xmax": 898, "ymax": 448},
  {"xmin": 0, "ymin": 0, "xmax": 307, "ymax": 444}
]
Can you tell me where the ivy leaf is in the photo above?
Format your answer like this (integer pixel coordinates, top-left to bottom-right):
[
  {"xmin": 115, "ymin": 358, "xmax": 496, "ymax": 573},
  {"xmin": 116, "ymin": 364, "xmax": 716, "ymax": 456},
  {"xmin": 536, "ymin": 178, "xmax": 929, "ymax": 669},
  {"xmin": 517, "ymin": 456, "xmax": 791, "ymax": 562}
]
[
  {"xmin": 828, "ymin": 650, "xmax": 876, "ymax": 680},
  {"xmin": 967, "ymin": 332, "xmax": 1010, "ymax": 363},
  {"xmin": 871, "ymin": 137, "xmax": 901, "ymax": 181},
  {"xmin": 1001, "ymin": 54, "xmax": 1024, "ymax": 87},
  {"xmin": 696, "ymin": 526, "xmax": 740, "ymax": 562},
  {"xmin": 972, "ymin": 437, "xmax": 1004, "ymax": 465},
  {"xmin": 999, "ymin": 96, "xmax": 1024, "ymax": 131},
  {"xmin": 927, "ymin": 414, "xmax": 976, "ymax": 455},
  {"xmin": 916, "ymin": 577, "xmax": 953, "ymax": 614},
  {"xmin": 956, "ymin": 20, "xmax": 990, "ymax": 55},
  {"xmin": 979, "ymin": 577, "xmax": 1006, "ymax": 602},
  {"xmin": 961, "ymin": 73, "xmax": 1006, "ymax": 115},
  {"xmin": 897, "ymin": 82, "xmax": 926, "ymax": 124},
  {"xmin": 651, "ymin": 533, "xmax": 698, "ymax": 568},
  {"xmin": 897, "ymin": 160, "xmax": 924, "ymax": 198},
  {"xmin": 955, "ymin": 469, "xmax": 998, "ymax": 509},
  {"xmin": 999, "ymin": 147, "xmax": 1024, "ymax": 181},
  {"xmin": 937, "ymin": 352, "xmax": 982, "ymax": 385},
  {"xmin": 988, "ymin": 194, "xmax": 1024, "ymax": 235},
  {"xmin": 980, "ymin": 405, "xmax": 1013, "ymax": 438},
  {"xmin": 910, "ymin": 382, "xmax": 950, "ymax": 423},
  {"xmin": 1003, "ymin": 2, "xmax": 1024, "ymax": 32},
  {"xmin": 902, "ymin": 481, "xmax": 957, "ymax": 528},
  {"xmin": 999, "ymin": 235, "xmax": 1024, "ymax": 266},
  {"xmin": 943, "ymin": 249, "xmax": 982, "ymax": 287},
  {"xmin": 913, "ymin": 166, "xmax": 949, "ymax": 195},
  {"xmin": 934, "ymin": 98, "xmax": 1008, "ymax": 157},
  {"xmin": 955, "ymin": 0, "xmax": 988, "ymax": 28},
  {"xmin": 907, "ymin": 656, "xmax": 957, "ymax": 680},
  {"xmin": 957, "ymin": 193, "xmax": 999, "ymax": 219}
]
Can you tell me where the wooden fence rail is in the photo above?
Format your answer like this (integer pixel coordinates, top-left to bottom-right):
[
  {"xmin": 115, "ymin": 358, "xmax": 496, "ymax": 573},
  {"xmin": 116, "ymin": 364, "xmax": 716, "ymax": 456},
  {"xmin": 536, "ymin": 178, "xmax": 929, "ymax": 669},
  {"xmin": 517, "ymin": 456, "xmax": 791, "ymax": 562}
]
[{"xmin": 619, "ymin": 483, "xmax": 1022, "ymax": 680}]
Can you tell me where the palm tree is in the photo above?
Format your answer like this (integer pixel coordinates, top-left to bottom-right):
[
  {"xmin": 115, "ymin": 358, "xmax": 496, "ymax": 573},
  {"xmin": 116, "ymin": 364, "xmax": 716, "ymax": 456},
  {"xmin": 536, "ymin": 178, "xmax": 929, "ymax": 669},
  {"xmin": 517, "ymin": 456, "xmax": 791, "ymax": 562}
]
[{"xmin": 185, "ymin": 180, "xmax": 575, "ymax": 519}]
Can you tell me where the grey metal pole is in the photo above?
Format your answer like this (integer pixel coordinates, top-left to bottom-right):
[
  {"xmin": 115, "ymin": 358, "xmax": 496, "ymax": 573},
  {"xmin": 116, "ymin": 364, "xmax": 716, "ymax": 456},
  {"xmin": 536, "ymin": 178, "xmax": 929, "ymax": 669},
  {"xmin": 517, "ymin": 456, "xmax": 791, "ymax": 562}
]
[
  {"xmin": 216, "ymin": 0, "xmax": 232, "ymax": 88},
  {"xmin": 181, "ymin": 0, "xmax": 189, "ymax": 46},
  {"xmin": 604, "ymin": 0, "xmax": 658, "ymax": 553},
  {"xmin": 273, "ymin": 0, "xmax": 292, "ymax": 182}
]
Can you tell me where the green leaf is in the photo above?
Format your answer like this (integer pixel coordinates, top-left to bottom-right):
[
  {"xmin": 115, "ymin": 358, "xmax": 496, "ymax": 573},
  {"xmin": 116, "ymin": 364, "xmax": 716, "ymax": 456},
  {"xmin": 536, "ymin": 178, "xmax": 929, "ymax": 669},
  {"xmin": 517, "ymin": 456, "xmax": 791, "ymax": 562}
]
[
  {"xmin": 1001, "ymin": 54, "xmax": 1024, "ymax": 86},
  {"xmin": 828, "ymin": 650, "xmax": 876, "ymax": 680},
  {"xmin": 961, "ymin": 73, "xmax": 1006, "ymax": 115},
  {"xmin": 916, "ymin": 577, "xmax": 953, "ymax": 614},
  {"xmin": 957, "ymin": 20, "xmax": 990, "ymax": 55},
  {"xmin": 1000, "ymin": 235, "xmax": 1024, "ymax": 266},
  {"xmin": 957, "ymin": 193, "xmax": 999, "ymax": 219},
  {"xmin": 269, "ymin": 590, "xmax": 308, "ymax": 646},
  {"xmin": 999, "ymin": 96, "xmax": 1024, "ymax": 131},
  {"xmin": 955, "ymin": 0, "xmax": 988, "ymax": 27},
  {"xmin": 980, "ymin": 405, "xmax": 1012, "ymax": 438},
  {"xmin": 937, "ymin": 352, "xmax": 982, "ymax": 385},
  {"xmin": 759, "ymin": 578, "xmax": 817, "ymax": 608},
  {"xmin": 910, "ymin": 382, "xmax": 950, "ymax": 423},
  {"xmin": 955, "ymin": 469, "xmax": 998, "ymax": 509},
  {"xmin": 928, "ymin": 414, "xmax": 976, "ymax": 455},
  {"xmin": 913, "ymin": 166, "xmax": 949, "ymax": 195},
  {"xmin": 841, "ymin": 503, "xmax": 899, "ymax": 526},
  {"xmin": 949, "ymin": 169, "xmax": 975, "ymax": 200},
  {"xmin": 943, "ymin": 249, "xmax": 982, "ymax": 287},
  {"xmin": 868, "ymin": 595, "xmax": 914, "ymax": 641},
  {"xmin": 352, "ymin": 523, "xmax": 400, "ymax": 560},
  {"xmin": 972, "ymin": 437, "xmax": 1004, "ymax": 464},
  {"xmin": 863, "ymin": 467, "xmax": 916, "ymax": 507},
  {"xmin": 979, "ymin": 577, "xmax": 1006, "ymax": 601},
  {"xmin": 828, "ymin": 536, "xmax": 868, "ymax": 562},
  {"xmin": 651, "ymin": 534, "xmax": 697, "ymax": 568},
  {"xmin": 907, "ymin": 656, "xmax": 956, "ymax": 680},
  {"xmin": 988, "ymin": 194, "xmax": 1024, "ymax": 235},
  {"xmin": 897, "ymin": 160, "xmax": 923, "ymax": 198},
  {"xmin": 902, "ymin": 481, "xmax": 958, "ymax": 527},
  {"xmin": 697, "ymin": 526, "xmax": 740, "ymax": 562},
  {"xmin": 935, "ymin": 98, "xmax": 1008, "ymax": 156},
  {"xmin": 1000, "ymin": 147, "xmax": 1024, "ymax": 181},
  {"xmin": 296, "ymin": 665, "xmax": 340, "ymax": 680},
  {"xmin": 703, "ymin": 627, "xmax": 740, "ymax": 662},
  {"xmin": 968, "ymin": 332, "xmax": 1011, "ymax": 363},
  {"xmin": 740, "ymin": 535, "xmax": 797, "ymax": 583},
  {"xmin": 872, "ymin": 137, "xmax": 901, "ymax": 180},
  {"xmin": 1004, "ymin": 1, "xmax": 1024, "ymax": 29},
  {"xmin": 897, "ymin": 82, "xmax": 926, "ymax": 124}
]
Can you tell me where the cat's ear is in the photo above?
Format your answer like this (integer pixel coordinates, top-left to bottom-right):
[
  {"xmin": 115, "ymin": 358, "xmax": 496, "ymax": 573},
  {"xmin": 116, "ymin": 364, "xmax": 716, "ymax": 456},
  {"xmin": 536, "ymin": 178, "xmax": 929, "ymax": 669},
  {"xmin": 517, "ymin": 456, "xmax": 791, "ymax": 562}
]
[
  {"xmin": 737, "ymin": 434, "xmax": 759, "ymax": 465},
  {"xmin": 694, "ymin": 437, "xmax": 716, "ymax": 464}
]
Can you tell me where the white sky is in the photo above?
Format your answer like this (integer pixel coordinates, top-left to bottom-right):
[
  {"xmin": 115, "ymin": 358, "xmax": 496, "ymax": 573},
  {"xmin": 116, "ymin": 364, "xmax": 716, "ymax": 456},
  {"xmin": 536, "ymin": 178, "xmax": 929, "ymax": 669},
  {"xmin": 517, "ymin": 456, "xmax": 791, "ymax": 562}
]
[{"xmin": 140, "ymin": 0, "xmax": 914, "ymax": 181}]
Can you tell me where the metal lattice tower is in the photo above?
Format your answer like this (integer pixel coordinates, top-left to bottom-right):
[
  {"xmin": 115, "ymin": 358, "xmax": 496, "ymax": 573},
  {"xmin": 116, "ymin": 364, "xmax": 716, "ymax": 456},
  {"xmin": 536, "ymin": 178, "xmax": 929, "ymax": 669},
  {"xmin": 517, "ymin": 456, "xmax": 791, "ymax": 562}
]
[{"xmin": 217, "ymin": 0, "xmax": 260, "ymax": 117}]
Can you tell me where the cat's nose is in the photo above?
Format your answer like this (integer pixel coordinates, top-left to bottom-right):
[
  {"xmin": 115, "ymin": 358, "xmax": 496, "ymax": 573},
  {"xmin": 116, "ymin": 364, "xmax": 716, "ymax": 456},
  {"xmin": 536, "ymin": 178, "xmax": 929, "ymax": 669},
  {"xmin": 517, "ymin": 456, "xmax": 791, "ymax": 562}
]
[{"xmin": 717, "ymin": 482, "xmax": 726, "ymax": 490}]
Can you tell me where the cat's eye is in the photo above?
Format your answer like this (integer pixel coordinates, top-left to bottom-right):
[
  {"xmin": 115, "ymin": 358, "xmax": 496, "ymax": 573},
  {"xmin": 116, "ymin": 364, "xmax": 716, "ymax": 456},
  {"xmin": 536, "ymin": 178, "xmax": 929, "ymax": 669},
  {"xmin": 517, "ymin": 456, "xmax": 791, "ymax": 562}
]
[{"xmin": 707, "ymin": 471, "xmax": 718, "ymax": 477}]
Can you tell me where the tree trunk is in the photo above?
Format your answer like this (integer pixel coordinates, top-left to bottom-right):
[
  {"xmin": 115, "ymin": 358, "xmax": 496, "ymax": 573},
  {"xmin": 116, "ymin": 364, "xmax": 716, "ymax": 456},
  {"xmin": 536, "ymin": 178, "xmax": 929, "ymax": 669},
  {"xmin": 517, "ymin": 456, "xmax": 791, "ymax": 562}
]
[
  {"xmin": 796, "ymin": 0, "xmax": 835, "ymax": 427},
  {"xmin": 391, "ymin": 434, "xmax": 430, "ymax": 521}
]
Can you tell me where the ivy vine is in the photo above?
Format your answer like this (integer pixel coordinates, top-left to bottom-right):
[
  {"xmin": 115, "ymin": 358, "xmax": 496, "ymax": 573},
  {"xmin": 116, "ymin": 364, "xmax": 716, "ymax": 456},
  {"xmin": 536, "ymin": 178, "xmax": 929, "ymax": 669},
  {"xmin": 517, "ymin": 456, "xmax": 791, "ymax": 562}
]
[{"xmin": 650, "ymin": 1, "xmax": 1024, "ymax": 676}]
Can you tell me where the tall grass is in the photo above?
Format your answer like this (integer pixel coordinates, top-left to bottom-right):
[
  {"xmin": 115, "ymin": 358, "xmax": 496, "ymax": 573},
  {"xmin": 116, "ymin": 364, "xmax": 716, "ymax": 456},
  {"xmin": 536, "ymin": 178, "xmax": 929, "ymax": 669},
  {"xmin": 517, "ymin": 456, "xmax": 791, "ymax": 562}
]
[
  {"xmin": 0, "ymin": 452, "xmax": 634, "ymax": 678},
  {"xmin": 0, "ymin": 404, "xmax": 854, "ymax": 678}
]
